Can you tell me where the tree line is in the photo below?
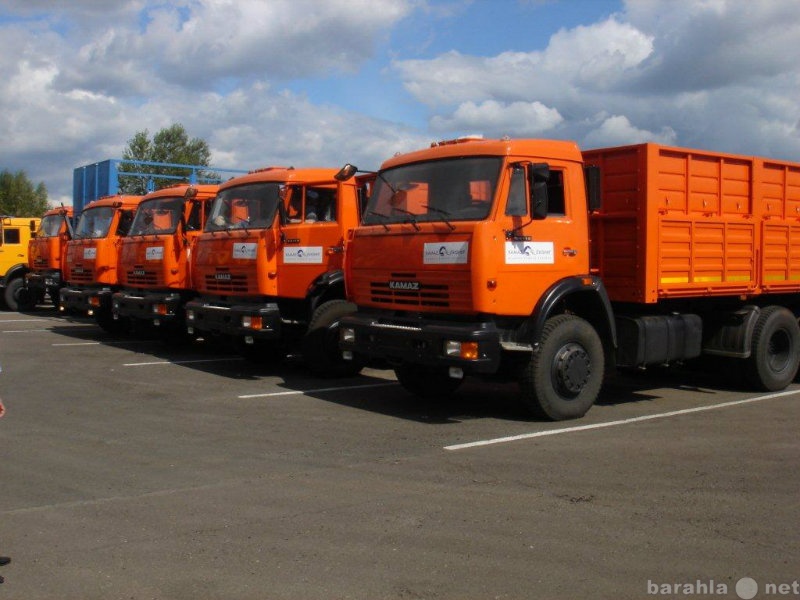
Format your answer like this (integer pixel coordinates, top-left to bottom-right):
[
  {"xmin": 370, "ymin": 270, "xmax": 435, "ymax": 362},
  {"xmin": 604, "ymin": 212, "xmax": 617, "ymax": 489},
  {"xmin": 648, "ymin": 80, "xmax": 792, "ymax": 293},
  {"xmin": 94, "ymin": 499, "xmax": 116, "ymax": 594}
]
[{"xmin": 1, "ymin": 123, "xmax": 210, "ymax": 217}]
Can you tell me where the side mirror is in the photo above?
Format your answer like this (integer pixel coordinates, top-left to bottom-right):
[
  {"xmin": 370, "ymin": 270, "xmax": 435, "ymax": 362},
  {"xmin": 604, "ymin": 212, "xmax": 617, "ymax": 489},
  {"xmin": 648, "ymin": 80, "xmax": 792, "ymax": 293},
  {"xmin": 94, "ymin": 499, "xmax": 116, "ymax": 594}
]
[
  {"xmin": 528, "ymin": 163, "xmax": 550, "ymax": 220},
  {"xmin": 30, "ymin": 219, "xmax": 37, "ymax": 231},
  {"xmin": 335, "ymin": 164, "xmax": 358, "ymax": 182}
]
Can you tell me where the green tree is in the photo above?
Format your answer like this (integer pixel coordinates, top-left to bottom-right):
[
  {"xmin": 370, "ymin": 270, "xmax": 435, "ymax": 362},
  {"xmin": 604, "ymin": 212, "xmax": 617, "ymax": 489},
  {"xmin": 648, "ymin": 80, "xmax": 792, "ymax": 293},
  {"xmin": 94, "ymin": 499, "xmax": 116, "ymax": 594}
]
[
  {"xmin": 118, "ymin": 123, "xmax": 213, "ymax": 195},
  {"xmin": 0, "ymin": 169, "xmax": 49, "ymax": 217}
]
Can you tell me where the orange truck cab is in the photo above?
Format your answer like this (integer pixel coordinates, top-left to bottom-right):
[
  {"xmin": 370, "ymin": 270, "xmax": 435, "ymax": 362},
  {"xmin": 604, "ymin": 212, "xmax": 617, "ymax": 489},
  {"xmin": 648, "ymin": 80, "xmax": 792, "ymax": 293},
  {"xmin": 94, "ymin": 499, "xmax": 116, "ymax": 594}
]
[
  {"xmin": 60, "ymin": 194, "xmax": 144, "ymax": 331},
  {"xmin": 23, "ymin": 205, "xmax": 74, "ymax": 308},
  {"xmin": 185, "ymin": 166, "xmax": 372, "ymax": 375},
  {"xmin": 111, "ymin": 184, "xmax": 218, "ymax": 338},
  {"xmin": 338, "ymin": 137, "xmax": 800, "ymax": 420}
]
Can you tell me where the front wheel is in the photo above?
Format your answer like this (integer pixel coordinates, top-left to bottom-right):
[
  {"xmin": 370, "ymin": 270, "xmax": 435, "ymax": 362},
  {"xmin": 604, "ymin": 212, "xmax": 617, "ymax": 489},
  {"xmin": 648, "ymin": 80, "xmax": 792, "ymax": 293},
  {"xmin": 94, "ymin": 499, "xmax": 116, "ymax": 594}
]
[
  {"xmin": 302, "ymin": 300, "xmax": 363, "ymax": 378},
  {"xmin": 520, "ymin": 314, "xmax": 604, "ymax": 421},
  {"xmin": 3, "ymin": 277, "xmax": 31, "ymax": 311}
]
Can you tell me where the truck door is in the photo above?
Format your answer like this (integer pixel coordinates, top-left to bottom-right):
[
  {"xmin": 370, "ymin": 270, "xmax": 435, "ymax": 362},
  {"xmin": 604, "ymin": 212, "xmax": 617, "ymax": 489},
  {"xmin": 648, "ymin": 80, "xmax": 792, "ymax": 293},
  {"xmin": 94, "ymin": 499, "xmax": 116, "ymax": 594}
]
[
  {"xmin": 0, "ymin": 223, "xmax": 28, "ymax": 275},
  {"xmin": 495, "ymin": 163, "xmax": 589, "ymax": 315},
  {"xmin": 278, "ymin": 184, "xmax": 344, "ymax": 299}
]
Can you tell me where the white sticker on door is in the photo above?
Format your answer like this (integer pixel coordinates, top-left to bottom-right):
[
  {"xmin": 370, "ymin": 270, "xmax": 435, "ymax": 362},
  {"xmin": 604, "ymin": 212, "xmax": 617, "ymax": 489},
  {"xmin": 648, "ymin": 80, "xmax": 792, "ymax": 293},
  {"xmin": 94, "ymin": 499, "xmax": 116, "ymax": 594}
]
[
  {"xmin": 283, "ymin": 246, "xmax": 324, "ymax": 264},
  {"xmin": 505, "ymin": 241, "xmax": 554, "ymax": 264}
]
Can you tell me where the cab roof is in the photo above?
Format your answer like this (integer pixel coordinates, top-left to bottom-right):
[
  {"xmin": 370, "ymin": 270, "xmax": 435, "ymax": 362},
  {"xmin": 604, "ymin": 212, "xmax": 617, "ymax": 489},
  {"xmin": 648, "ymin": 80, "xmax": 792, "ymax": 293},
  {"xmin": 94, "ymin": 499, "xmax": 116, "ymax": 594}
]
[
  {"xmin": 379, "ymin": 137, "xmax": 584, "ymax": 170},
  {"xmin": 217, "ymin": 167, "xmax": 343, "ymax": 191}
]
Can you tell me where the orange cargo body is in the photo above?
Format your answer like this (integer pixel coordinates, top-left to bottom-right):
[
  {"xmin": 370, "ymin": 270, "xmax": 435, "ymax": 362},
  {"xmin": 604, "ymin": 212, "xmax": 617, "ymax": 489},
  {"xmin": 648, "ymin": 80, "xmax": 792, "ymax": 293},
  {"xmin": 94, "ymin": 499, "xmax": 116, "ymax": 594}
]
[{"xmin": 585, "ymin": 143, "xmax": 800, "ymax": 303}]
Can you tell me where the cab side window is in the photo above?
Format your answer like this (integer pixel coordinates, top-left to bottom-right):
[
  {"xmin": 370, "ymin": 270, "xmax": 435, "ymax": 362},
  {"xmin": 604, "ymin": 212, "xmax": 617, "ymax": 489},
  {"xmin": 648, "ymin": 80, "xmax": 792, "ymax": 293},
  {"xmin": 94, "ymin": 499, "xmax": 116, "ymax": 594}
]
[
  {"xmin": 505, "ymin": 166, "xmax": 527, "ymax": 216},
  {"xmin": 116, "ymin": 211, "xmax": 134, "ymax": 236},
  {"xmin": 547, "ymin": 170, "xmax": 565, "ymax": 215},
  {"xmin": 3, "ymin": 228, "xmax": 21, "ymax": 245},
  {"xmin": 304, "ymin": 187, "xmax": 337, "ymax": 223}
]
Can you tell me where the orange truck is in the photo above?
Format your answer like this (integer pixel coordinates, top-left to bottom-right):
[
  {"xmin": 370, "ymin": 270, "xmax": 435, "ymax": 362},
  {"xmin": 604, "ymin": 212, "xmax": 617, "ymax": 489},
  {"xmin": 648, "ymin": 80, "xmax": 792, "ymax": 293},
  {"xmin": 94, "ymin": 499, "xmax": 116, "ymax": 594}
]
[
  {"xmin": 60, "ymin": 194, "xmax": 144, "ymax": 331},
  {"xmin": 22, "ymin": 205, "xmax": 74, "ymax": 308},
  {"xmin": 111, "ymin": 184, "xmax": 218, "ymax": 339},
  {"xmin": 338, "ymin": 138, "xmax": 800, "ymax": 419},
  {"xmin": 185, "ymin": 166, "xmax": 372, "ymax": 375}
]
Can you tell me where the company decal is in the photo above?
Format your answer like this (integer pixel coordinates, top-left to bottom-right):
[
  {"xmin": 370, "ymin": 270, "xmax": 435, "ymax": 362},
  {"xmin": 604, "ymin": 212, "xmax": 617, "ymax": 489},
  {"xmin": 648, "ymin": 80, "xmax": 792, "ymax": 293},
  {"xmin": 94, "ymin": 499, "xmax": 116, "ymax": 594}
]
[
  {"xmin": 283, "ymin": 246, "xmax": 324, "ymax": 264},
  {"xmin": 145, "ymin": 246, "xmax": 164, "ymax": 261},
  {"xmin": 232, "ymin": 242, "xmax": 258, "ymax": 260},
  {"xmin": 505, "ymin": 241, "xmax": 555, "ymax": 265},
  {"xmin": 423, "ymin": 242, "xmax": 469, "ymax": 265},
  {"xmin": 83, "ymin": 247, "xmax": 97, "ymax": 260}
]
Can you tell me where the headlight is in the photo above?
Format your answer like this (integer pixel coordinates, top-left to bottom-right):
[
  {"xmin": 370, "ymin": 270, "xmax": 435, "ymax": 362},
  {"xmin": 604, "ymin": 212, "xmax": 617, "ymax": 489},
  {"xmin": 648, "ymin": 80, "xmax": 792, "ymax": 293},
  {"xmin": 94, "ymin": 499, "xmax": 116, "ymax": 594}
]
[{"xmin": 444, "ymin": 340, "xmax": 479, "ymax": 360}]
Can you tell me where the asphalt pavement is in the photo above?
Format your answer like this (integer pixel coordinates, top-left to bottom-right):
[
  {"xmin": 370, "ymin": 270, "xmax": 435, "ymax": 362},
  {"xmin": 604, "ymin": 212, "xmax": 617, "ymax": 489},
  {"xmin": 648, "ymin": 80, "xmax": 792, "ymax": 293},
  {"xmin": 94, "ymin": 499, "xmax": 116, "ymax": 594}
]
[{"xmin": 0, "ymin": 308, "xmax": 798, "ymax": 599}]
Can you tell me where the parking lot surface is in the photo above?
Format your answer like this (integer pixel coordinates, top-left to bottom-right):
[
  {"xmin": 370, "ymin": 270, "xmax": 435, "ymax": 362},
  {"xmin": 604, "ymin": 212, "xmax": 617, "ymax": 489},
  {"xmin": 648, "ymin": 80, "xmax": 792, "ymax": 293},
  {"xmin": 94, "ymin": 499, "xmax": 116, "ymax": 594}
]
[{"xmin": 1, "ymin": 309, "xmax": 798, "ymax": 599}]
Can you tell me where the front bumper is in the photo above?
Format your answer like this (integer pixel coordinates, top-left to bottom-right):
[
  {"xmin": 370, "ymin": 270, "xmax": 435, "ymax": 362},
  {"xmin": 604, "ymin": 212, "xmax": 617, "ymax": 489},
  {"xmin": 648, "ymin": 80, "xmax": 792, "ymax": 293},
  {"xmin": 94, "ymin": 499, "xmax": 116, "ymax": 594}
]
[
  {"xmin": 59, "ymin": 286, "xmax": 113, "ymax": 314},
  {"xmin": 184, "ymin": 299, "xmax": 282, "ymax": 340},
  {"xmin": 25, "ymin": 270, "xmax": 62, "ymax": 298},
  {"xmin": 339, "ymin": 311, "xmax": 502, "ymax": 374},
  {"xmin": 112, "ymin": 291, "xmax": 185, "ymax": 323}
]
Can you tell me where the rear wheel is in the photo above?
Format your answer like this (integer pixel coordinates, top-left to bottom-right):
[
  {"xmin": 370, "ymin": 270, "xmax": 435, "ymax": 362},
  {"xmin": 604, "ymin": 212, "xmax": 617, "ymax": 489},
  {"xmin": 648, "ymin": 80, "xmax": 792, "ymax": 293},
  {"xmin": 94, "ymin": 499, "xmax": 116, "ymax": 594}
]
[
  {"xmin": 395, "ymin": 363, "xmax": 462, "ymax": 399},
  {"xmin": 745, "ymin": 306, "xmax": 800, "ymax": 391},
  {"xmin": 302, "ymin": 300, "xmax": 363, "ymax": 377},
  {"xmin": 520, "ymin": 314, "xmax": 604, "ymax": 421}
]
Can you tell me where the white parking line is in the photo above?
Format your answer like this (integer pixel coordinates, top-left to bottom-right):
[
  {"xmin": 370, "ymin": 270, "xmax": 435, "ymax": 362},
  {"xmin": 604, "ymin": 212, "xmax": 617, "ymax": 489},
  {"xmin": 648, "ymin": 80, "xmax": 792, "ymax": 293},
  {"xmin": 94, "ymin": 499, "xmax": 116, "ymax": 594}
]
[
  {"xmin": 123, "ymin": 357, "xmax": 245, "ymax": 366},
  {"xmin": 238, "ymin": 381, "xmax": 399, "ymax": 399},
  {"xmin": 53, "ymin": 340, "xmax": 158, "ymax": 346},
  {"xmin": 444, "ymin": 389, "xmax": 800, "ymax": 451},
  {"xmin": 0, "ymin": 319, "xmax": 48, "ymax": 323}
]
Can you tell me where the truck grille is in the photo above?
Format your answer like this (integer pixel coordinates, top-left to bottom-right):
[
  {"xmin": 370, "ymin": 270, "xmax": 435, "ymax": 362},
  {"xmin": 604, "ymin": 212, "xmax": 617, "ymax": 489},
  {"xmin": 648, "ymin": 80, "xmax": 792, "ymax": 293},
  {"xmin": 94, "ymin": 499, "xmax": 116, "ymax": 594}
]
[
  {"xmin": 369, "ymin": 281, "xmax": 450, "ymax": 308},
  {"xmin": 69, "ymin": 268, "xmax": 92, "ymax": 284},
  {"xmin": 353, "ymin": 271, "xmax": 472, "ymax": 312},
  {"xmin": 126, "ymin": 268, "xmax": 160, "ymax": 286},
  {"xmin": 204, "ymin": 273, "xmax": 251, "ymax": 293}
]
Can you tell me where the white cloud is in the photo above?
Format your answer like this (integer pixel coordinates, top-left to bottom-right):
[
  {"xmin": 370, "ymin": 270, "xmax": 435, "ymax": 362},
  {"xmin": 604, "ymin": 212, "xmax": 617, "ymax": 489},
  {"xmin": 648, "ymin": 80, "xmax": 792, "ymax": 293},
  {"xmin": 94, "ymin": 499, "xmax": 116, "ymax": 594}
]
[
  {"xmin": 431, "ymin": 100, "xmax": 563, "ymax": 137},
  {"xmin": 584, "ymin": 115, "xmax": 676, "ymax": 147},
  {"xmin": 393, "ymin": 0, "xmax": 800, "ymax": 159}
]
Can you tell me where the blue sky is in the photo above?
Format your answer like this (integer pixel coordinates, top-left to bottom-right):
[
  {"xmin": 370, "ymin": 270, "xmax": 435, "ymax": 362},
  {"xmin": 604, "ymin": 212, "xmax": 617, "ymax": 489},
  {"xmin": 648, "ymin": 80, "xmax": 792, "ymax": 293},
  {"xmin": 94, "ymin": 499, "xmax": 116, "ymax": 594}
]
[{"xmin": 0, "ymin": 0, "xmax": 798, "ymax": 204}]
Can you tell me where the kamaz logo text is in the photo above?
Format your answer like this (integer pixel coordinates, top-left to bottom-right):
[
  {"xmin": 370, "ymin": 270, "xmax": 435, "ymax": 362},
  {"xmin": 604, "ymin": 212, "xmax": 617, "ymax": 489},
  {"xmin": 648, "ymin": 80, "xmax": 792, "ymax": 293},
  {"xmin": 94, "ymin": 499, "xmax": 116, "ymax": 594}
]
[
  {"xmin": 389, "ymin": 281, "xmax": 420, "ymax": 291},
  {"xmin": 215, "ymin": 272, "xmax": 232, "ymax": 280}
]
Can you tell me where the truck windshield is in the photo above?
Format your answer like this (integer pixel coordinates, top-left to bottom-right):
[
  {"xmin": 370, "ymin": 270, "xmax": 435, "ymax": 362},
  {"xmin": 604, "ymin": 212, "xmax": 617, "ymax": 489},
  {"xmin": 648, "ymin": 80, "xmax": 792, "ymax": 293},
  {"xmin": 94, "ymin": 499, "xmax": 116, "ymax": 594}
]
[
  {"xmin": 364, "ymin": 157, "xmax": 502, "ymax": 226},
  {"xmin": 37, "ymin": 214, "xmax": 63, "ymax": 237},
  {"xmin": 206, "ymin": 182, "xmax": 283, "ymax": 231},
  {"xmin": 130, "ymin": 197, "xmax": 183, "ymax": 235},
  {"xmin": 74, "ymin": 206, "xmax": 115, "ymax": 239}
]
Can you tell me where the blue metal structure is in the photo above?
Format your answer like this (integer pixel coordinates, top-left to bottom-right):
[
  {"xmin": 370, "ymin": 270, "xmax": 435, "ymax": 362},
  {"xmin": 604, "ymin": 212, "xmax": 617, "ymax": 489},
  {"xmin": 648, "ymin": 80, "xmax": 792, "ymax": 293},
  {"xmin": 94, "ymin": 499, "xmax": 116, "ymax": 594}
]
[{"xmin": 73, "ymin": 159, "xmax": 248, "ymax": 214}]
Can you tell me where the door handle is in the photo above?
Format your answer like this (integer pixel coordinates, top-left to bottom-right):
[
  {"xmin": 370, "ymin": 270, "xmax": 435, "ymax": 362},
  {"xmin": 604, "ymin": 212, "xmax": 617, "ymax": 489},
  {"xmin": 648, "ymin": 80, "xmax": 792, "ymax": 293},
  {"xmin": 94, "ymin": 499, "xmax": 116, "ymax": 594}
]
[{"xmin": 562, "ymin": 248, "xmax": 578, "ymax": 257}]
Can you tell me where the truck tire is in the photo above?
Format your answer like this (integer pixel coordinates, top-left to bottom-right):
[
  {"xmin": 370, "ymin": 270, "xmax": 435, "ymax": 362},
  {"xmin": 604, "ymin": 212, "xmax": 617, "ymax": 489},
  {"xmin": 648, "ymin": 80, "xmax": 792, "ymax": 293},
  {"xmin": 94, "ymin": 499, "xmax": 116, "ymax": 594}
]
[
  {"xmin": 520, "ymin": 314, "xmax": 604, "ymax": 421},
  {"xmin": 745, "ymin": 306, "xmax": 800, "ymax": 391},
  {"xmin": 303, "ymin": 299, "xmax": 363, "ymax": 377},
  {"xmin": 395, "ymin": 363, "xmax": 462, "ymax": 399},
  {"xmin": 3, "ymin": 277, "xmax": 29, "ymax": 311}
]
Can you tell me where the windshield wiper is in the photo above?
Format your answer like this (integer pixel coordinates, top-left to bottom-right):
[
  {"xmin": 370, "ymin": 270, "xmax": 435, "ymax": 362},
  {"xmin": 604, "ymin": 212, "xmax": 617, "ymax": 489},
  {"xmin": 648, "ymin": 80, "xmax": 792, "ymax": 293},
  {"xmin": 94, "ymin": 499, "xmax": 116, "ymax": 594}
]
[
  {"xmin": 422, "ymin": 204, "xmax": 456, "ymax": 230},
  {"xmin": 366, "ymin": 210, "xmax": 390, "ymax": 231},
  {"xmin": 391, "ymin": 207, "xmax": 421, "ymax": 231}
]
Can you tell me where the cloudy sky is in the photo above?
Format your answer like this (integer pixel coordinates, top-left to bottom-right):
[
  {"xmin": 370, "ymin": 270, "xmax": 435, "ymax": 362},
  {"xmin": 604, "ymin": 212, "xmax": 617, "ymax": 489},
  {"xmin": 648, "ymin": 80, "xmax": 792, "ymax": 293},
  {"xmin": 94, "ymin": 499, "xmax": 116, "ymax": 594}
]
[{"xmin": 1, "ymin": 0, "xmax": 799, "ymax": 205}]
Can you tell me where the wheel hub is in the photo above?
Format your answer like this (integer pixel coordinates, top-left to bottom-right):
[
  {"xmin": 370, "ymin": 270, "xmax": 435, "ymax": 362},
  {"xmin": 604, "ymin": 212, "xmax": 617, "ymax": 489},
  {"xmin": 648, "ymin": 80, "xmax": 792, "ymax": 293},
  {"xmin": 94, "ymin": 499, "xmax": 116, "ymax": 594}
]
[{"xmin": 553, "ymin": 343, "xmax": 591, "ymax": 396}]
